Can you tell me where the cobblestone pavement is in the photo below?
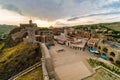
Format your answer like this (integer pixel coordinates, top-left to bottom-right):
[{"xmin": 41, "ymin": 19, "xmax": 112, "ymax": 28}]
[{"xmin": 49, "ymin": 43, "xmax": 97, "ymax": 80}]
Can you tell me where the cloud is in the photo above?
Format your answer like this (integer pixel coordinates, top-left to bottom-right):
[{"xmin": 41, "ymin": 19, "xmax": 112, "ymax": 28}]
[
  {"xmin": 83, "ymin": 11, "xmax": 120, "ymax": 17},
  {"xmin": 1, "ymin": 4, "xmax": 23, "ymax": 15},
  {"xmin": 102, "ymin": 1, "xmax": 120, "ymax": 9},
  {"xmin": 0, "ymin": 0, "xmax": 108, "ymax": 20},
  {"xmin": 67, "ymin": 17, "xmax": 79, "ymax": 21},
  {"xmin": 0, "ymin": 7, "xmax": 28, "ymax": 25},
  {"xmin": 0, "ymin": 0, "xmax": 120, "ymax": 26}
]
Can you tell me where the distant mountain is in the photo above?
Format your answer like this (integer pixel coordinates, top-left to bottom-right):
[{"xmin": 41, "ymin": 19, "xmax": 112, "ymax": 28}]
[{"xmin": 0, "ymin": 25, "xmax": 17, "ymax": 35}]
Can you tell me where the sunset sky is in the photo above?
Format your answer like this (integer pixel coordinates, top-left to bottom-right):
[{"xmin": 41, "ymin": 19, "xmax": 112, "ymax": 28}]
[{"xmin": 0, "ymin": 0, "xmax": 120, "ymax": 27}]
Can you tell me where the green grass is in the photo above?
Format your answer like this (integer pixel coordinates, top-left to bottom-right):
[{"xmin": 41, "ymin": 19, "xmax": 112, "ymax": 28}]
[
  {"xmin": 86, "ymin": 58, "xmax": 120, "ymax": 80},
  {"xmin": 84, "ymin": 68, "xmax": 120, "ymax": 80},
  {"xmin": 73, "ymin": 22, "xmax": 120, "ymax": 32},
  {"xmin": 88, "ymin": 58, "xmax": 120, "ymax": 75},
  {"xmin": 0, "ymin": 42, "xmax": 41, "ymax": 80},
  {"xmin": 16, "ymin": 67, "xmax": 43, "ymax": 80},
  {"xmin": 0, "ymin": 42, "xmax": 32, "ymax": 63},
  {"xmin": 105, "ymin": 23, "xmax": 120, "ymax": 31},
  {"xmin": 0, "ymin": 41, "xmax": 5, "ymax": 49},
  {"xmin": 0, "ymin": 25, "xmax": 16, "ymax": 34}
]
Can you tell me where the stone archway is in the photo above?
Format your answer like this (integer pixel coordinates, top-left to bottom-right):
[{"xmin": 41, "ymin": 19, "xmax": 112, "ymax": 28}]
[{"xmin": 24, "ymin": 32, "xmax": 28, "ymax": 38}]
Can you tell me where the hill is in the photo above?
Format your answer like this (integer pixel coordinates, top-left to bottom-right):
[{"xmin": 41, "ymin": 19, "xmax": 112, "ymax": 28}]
[
  {"xmin": 0, "ymin": 25, "xmax": 17, "ymax": 35},
  {"xmin": 0, "ymin": 22, "xmax": 43, "ymax": 80},
  {"xmin": 73, "ymin": 22, "xmax": 120, "ymax": 32},
  {"xmin": 100, "ymin": 22, "xmax": 120, "ymax": 31},
  {"xmin": 0, "ymin": 42, "xmax": 42, "ymax": 80}
]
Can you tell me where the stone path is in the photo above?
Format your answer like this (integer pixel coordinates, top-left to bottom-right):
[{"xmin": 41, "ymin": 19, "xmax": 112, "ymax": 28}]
[{"xmin": 49, "ymin": 43, "xmax": 96, "ymax": 80}]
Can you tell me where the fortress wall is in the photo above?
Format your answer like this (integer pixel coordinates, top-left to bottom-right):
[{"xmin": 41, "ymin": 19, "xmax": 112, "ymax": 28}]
[{"xmin": 40, "ymin": 43, "xmax": 55, "ymax": 79}]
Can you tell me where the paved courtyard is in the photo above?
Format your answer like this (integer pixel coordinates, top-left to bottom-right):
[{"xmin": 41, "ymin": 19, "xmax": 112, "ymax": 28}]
[{"xmin": 49, "ymin": 43, "xmax": 97, "ymax": 80}]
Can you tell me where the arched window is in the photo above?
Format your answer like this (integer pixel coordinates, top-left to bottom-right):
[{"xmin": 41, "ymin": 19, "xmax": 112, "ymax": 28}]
[
  {"xmin": 102, "ymin": 53, "xmax": 106, "ymax": 55},
  {"xmin": 109, "ymin": 58, "xmax": 114, "ymax": 62},
  {"xmin": 102, "ymin": 40, "xmax": 105, "ymax": 44},
  {"xmin": 98, "ymin": 46, "xmax": 101, "ymax": 49},
  {"xmin": 110, "ymin": 52, "xmax": 115, "ymax": 57},
  {"xmin": 103, "ymin": 47, "xmax": 108, "ymax": 53}
]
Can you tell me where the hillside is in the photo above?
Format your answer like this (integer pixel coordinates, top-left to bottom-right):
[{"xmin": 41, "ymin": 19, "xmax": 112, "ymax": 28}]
[
  {"xmin": 0, "ymin": 41, "xmax": 5, "ymax": 49},
  {"xmin": 16, "ymin": 67, "xmax": 43, "ymax": 80},
  {"xmin": 100, "ymin": 22, "xmax": 120, "ymax": 31},
  {"xmin": 0, "ymin": 42, "xmax": 42, "ymax": 80},
  {"xmin": 73, "ymin": 22, "xmax": 120, "ymax": 32},
  {"xmin": 0, "ymin": 25, "xmax": 17, "ymax": 35}
]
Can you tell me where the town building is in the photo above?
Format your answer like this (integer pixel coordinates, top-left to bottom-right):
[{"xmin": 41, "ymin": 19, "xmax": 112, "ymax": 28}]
[{"xmin": 96, "ymin": 39, "xmax": 120, "ymax": 62}]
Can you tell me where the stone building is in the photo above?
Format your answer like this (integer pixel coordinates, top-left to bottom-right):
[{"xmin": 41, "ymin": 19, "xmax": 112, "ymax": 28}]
[
  {"xmin": 96, "ymin": 39, "xmax": 120, "ymax": 62},
  {"xmin": 20, "ymin": 20, "xmax": 38, "ymax": 43},
  {"xmin": 11, "ymin": 20, "xmax": 54, "ymax": 45}
]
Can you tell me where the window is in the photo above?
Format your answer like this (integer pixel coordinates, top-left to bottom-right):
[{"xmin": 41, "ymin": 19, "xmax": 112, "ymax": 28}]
[
  {"xmin": 102, "ymin": 53, "xmax": 106, "ymax": 55},
  {"xmin": 109, "ymin": 58, "xmax": 114, "ymax": 62},
  {"xmin": 110, "ymin": 52, "xmax": 115, "ymax": 57},
  {"xmin": 98, "ymin": 46, "xmax": 101, "ymax": 49},
  {"xmin": 103, "ymin": 47, "xmax": 108, "ymax": 53}
]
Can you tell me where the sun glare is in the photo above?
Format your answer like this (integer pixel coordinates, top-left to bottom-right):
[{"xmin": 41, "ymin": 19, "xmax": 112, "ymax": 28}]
[{"xmin": 34, "ymin": 20, "xmax": 53, "ymax": 27}]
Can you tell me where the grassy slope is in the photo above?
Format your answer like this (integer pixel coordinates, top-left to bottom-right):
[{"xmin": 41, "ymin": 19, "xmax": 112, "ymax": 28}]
[
  {"xmin": 0, "ymin": 25, "xmax": 17, "ymax": 35},
  {"xmin": 16, "ymin": 67, "xmax": 43, "ymax": 80},
  {"xmin": 84, "ymin": 68, "xmax": 119, "ymax": 80},
  {"xmin": 0, "ymin": 42, "xmax": 31, "ymax": 63},
  {"xmin": 101, "ymin": 22, "xmax": 120, "ymax": 31},
  {"xmin": 0, "ymin": 41, "xmax": 5, "ymax": 49},
  {"xmin": 0, "ymin": 42, "xmax": 42, "ymax": 80},
  {"xmin": 73, "ymin": 22, "xmax": 120, "ymax": 32}
]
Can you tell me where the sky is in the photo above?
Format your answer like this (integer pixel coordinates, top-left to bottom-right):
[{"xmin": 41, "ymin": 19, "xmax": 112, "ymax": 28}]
[{"xmin": 0, "ymin": 0, "xmax": 120, "ymax": 27}]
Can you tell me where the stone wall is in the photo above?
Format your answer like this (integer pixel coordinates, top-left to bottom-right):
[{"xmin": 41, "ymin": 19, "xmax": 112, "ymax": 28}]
[
  {"xmin": 97, "ymin": 39, "xmax": 120, "ymax": 62},
  {"xmin": 40, "ymin": 43, "xmax": 55, "ymax": 79}
]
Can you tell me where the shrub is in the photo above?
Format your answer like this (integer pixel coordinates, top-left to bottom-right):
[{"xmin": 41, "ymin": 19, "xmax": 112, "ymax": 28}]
[
  {"xmin": 116, "ymin": 60, "xmax": 120, "ymax": 65},
  {"xmin": 88, "ymin": 58, "xmax": 120, "ymax": 76}
]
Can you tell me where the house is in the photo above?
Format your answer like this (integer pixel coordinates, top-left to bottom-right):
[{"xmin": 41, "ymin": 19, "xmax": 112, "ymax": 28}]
[{"xmin": 87, "ymin": 38, "xmax": 99, "ymax": 47}]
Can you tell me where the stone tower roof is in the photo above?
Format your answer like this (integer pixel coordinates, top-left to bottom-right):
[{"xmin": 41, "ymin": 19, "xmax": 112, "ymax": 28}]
[{"xmin": 20, "ymin": 20, "xmax": 37, "ymax": 28}]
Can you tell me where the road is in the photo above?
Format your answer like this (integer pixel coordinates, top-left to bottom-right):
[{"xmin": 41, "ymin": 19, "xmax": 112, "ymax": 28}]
[{"xmin": 49, "ymin": 43, "xmax": 96, "ymax": 80}]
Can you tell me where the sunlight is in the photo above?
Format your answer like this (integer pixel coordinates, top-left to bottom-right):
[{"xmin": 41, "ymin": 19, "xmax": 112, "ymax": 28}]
[{"xmin": 34, "ymin": 20, "xmax": 53, "ymax": 27}]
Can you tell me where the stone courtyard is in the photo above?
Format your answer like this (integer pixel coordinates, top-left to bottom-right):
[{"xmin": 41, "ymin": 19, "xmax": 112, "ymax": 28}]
[{"xmin": 49, "ymin": 42, "xmax": 96, "ymax": 80}]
